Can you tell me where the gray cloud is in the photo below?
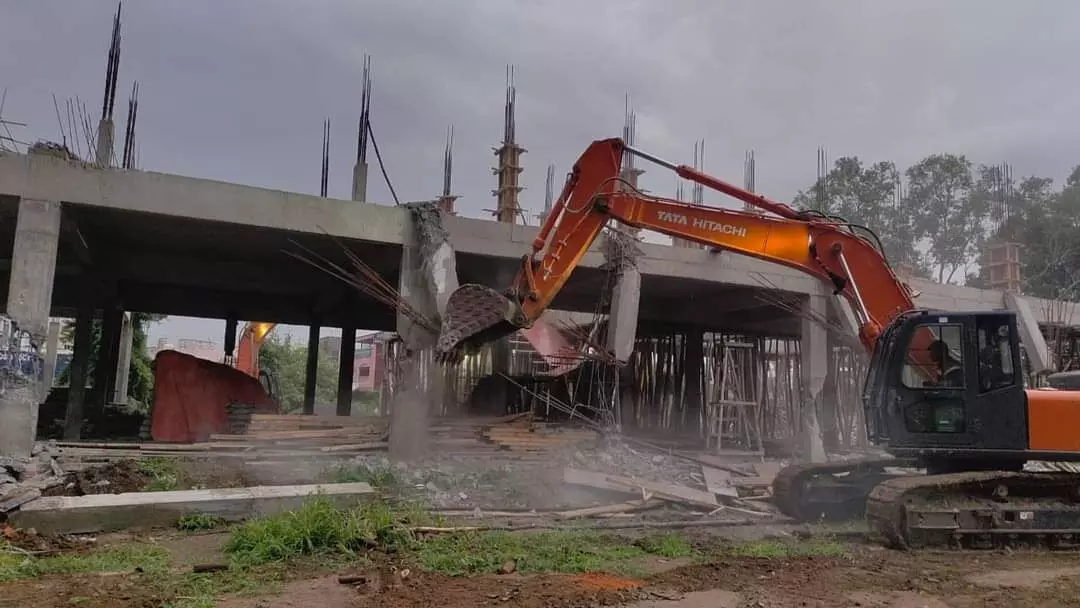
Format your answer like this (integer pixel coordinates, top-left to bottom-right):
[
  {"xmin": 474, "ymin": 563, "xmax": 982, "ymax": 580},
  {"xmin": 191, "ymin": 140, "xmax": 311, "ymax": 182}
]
[{"xmin": 5, "ymin": 0, "xmax": 1080, "ymax": 339}]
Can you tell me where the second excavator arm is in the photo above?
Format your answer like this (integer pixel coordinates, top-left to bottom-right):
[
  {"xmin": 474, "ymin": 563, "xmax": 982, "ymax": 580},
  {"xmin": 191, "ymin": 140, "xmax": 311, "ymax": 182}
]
[{"xmin": 436, "ymin": 138, "xmax": 917, "ymax": 359}]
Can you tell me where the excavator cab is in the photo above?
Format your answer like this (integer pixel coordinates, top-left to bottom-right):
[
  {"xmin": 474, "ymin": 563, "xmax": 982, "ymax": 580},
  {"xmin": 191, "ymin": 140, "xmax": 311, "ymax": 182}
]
[{"xmin": 863, "ymin": 310, "xmax": 1029, "ymax": 470}]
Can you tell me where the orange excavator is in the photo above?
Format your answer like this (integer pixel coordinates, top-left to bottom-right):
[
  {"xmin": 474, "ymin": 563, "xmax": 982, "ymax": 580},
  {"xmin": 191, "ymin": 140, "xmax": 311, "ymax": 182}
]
[
  {"xmin": 235, "ymin": 322, "xmax": 276, "ymax": 378},
  {"xmin": 235, "ymin": 321, "xmax": 278, "ymax": 400},
  {"xmin": 436, "ymin": 137, "xmax": 1080, "ymax": 549}
]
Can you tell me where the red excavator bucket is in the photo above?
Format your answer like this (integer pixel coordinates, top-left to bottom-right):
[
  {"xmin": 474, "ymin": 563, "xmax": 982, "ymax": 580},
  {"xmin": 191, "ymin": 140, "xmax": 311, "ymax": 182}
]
[{"xmin": 436, "ymin": 284, "xmax": 520, "ymax": 360}]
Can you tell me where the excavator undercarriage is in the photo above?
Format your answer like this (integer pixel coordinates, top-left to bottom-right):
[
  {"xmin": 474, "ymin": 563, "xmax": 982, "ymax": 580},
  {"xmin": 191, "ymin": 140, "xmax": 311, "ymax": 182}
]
[{"xmin": 774, "ymin": 461, "xmax": 1080, "ymax": 550}]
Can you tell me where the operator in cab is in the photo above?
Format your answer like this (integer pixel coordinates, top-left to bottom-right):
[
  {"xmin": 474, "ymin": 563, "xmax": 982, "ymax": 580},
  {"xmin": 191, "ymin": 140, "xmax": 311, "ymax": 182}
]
[{"xmin": 927, "ymin": 339, "xmax": 964, "ymax": 388}]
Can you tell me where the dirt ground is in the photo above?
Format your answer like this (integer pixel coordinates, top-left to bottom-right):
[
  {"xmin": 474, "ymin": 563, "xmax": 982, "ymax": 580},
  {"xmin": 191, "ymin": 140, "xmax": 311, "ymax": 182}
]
[{"xmin": 4, "ymin": 535, "xmax": 1080, "ymax": 608}]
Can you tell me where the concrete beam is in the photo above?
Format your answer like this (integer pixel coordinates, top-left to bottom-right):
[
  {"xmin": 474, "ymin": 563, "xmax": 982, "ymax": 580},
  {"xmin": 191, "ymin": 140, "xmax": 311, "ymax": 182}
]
[
  {"xmin": 444, "ymin": 214, "xmax": 820, "ymax": 294},
  {"xmin": 102, "ymin": 250, "xmax": 342, "ymax": 296},
  {"xmin": 101, "ymin": 282, "xmax": 393, "ymax": 330},
  {"xmin": 908, "ymin": 278, "xmax": 1004, "ymax": 313},
  {"xmin": 0, "ymin": 153, "xmax": 411, "ymax": 246}
]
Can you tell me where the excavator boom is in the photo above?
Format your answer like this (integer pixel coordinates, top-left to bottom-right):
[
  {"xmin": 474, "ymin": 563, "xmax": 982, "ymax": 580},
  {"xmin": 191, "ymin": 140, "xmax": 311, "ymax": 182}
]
[{"xmin": 437, "ymin": 137, "xmax": 915, "ymax": 359}]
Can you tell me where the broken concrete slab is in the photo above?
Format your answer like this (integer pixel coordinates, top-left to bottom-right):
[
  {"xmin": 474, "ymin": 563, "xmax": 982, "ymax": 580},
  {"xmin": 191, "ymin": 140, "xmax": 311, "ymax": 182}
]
[
  {"xmin": 9, "ymin": 482, "xmax": 375, "ymax": 535},
  {"xmin": 0, "ymin": 488, "xmax": 41, "ymax": 513},
  {"xmin": 701, "ymin": 466, "xmax": 739, "ymax": 498},
  {"xmin": 563, "ymin": 467, "xmax": 719, "ymax": 509}
]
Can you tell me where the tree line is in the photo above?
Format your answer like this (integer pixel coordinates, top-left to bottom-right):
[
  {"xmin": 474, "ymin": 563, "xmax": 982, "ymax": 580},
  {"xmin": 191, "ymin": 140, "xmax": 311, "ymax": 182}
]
[{"xmin": 791, "ymin": 154, "xmax": 1080, "ymax": 301}]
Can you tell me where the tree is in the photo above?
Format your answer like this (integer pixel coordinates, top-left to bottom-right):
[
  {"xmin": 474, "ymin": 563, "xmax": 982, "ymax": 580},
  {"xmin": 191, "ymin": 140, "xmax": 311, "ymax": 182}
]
[
  {"xmin": 792, "ymin": 156, "xmax": 926, "ymax": 274},
  {"xmin": 905, "ymin": 154, "xmax": 983, "ymax": 283},
  {"xmin": 1017, "ymin": 171, "xmax": 1080, "ymax": 300},
  {"xmin": 257, "ymin": 334, "xmax": 338, "ymax": 413},
  {"xmin": 57, "ymin": 313, "xmax": 166, "ymax": 409}
]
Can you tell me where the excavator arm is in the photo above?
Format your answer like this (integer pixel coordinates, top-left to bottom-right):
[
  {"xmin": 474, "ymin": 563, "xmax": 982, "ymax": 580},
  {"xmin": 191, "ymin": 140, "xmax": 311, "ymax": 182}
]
[
  {"xmin": 235, "ymin": 321, "xmax": 276, "ymax": 378},
  {"xmin": 436, "ymin": 138, "xmax": 917, "ymax": 360}
]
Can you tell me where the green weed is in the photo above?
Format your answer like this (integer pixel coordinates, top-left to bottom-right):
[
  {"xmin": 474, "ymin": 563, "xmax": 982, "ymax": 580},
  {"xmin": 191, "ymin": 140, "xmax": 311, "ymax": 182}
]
[
  {"xmin": 224, "ymin": 496, "xmax": 428, "ymax": 566},
  {"xmin": 137, "ymin": 457, "xmax": 183, "ymax": 492},
  {"xmin": 417, "ymin": 531, "xmax": 687, "ymax": 576},
  {"xmin": 633, "ymin": 534, "xmax": 694, "ymax": 558},
  {"xmin": 725, "ymin": 538, "xmax": 847, "ymax": 558},
  {"xmin": 176, "ymin": 513, "xmax": 225, "ymax": 531},
  {"xmin": 0, "ymin": 544, "xmax": 170, "ymax": 583},
  {"xmin": 323, "ymin": 463, "xmax": 401, "ymax": 489}
]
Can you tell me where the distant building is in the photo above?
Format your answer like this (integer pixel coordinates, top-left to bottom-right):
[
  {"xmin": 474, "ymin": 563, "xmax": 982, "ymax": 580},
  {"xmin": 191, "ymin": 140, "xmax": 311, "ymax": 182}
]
[
  {"xmin": 353, "ymin": 333, "xmax": 387, "ymax": 392},
  {"xmin": 149, "ymin": 337, "xmax": 223, "ymax": 363}
]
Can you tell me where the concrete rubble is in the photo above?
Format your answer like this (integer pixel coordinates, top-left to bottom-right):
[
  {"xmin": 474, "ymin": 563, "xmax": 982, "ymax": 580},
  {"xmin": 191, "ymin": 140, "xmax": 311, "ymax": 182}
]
[{"xmin": 0, "ymin": 440, "xmax": 66, "ymax": 513}]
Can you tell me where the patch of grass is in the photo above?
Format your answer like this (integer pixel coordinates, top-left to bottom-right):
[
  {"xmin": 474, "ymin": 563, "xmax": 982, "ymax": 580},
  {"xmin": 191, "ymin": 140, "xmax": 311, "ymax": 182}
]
[
  {"xmin": 137, "ymin": 457, "xmax": 183, "ymax": 492},
  {"xmin": 158, "ymin": 564, "xmax": 278, "ymax": 608},
  {"xmin": 633, "ymin": 534, "xmax": 694, "ymax": 558},
  {"xmin": 224, "ymin": 496, "xmax": 431, "ymax": 566},
  {"xmin": 0, "ymin": 543, "xmax": 170, "ymax": 582},
  {"xmin": 725, "ymin": 538, "xmax": 847, "ymax": 559},
  {"xmin": 176, "ymin": 513, "xmax": 226, "ymax": 531},
  {"xmin": 322, "ymin": 463, "xmax": 401, "ymax": 489},
  {"xmin": 418, "ymin": 531, "xmax": 689, "ymax": 576}
]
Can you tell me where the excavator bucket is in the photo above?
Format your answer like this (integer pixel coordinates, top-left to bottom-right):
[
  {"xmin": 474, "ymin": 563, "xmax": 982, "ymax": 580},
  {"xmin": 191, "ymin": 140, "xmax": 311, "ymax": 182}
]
[{"xmin": 436, "ymin": 284, "xmax": 520, "ymax": 360}]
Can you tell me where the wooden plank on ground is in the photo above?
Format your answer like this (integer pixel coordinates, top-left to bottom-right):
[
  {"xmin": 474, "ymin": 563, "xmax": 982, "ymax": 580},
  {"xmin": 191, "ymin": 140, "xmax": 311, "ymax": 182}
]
[
  {"xmin": 554, "ymin": 499, "xmax": 660, "ymax": 519},
  {"xmin": 9, "ymin": 482, "xmax": 375, "ymax": 535},
  {"xmin": 209, "ymin": 428, "xmax": 370, "ymax": 441},
  {"xmin": 248, "ymin": 414, "xmax": 385, "ymax": 427}
]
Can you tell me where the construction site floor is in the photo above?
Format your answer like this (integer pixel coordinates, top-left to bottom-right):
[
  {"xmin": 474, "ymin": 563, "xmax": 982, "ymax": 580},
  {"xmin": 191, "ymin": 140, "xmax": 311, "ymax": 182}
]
[{"xmin": 3, "ymin": 526, "xmax": 1080, "ymax": 607}]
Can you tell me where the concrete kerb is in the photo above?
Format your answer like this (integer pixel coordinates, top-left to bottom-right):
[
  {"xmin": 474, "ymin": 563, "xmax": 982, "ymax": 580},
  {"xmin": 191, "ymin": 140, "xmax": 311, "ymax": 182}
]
[{"xmin": 9, "ymin": 482, "xmax": 376, "ymax": 535}]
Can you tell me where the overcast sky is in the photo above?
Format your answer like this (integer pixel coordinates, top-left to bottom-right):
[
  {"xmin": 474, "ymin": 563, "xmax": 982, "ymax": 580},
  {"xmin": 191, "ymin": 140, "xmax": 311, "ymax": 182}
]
[{"xmin": 5, "ymin": 0, "xmax": 1080, "ymax": 345}]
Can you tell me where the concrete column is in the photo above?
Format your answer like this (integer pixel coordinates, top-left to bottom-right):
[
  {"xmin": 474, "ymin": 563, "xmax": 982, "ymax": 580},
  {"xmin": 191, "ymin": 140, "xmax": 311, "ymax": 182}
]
[
  {"xmin": 63, "ymin": 306, "xmax": 94, "ymax": 440},
  {"xmin": 336, "ymin": 326, "xmax": 356, "ymax": 416},
  {"xmin": 684, "ymin": 329, "xmax": 704, "ymax": 434},
  {"xmin": 1, "ymin": 198, "xmax": 61, "ymax": 457},
  {"xmin": 799, "ymin": 293, "xmax": 829, "ymax": 463},
  {"xmin": 606, "ymin": 263, "xmax": 641, "ymax": 430},
  {"xmin": 95, "ymin": 119, "xmax": 115, "ymax": 167},
  {"xmin": 390, "ymin": 243, "xmax": 436, "ymax": 461},
  {"xmin": 303, "ymin": 323, "xmax": 320, "ymax": 415},
  {"xmin": 94, "ymin": 306, "xmax": 123, "ymax": 407},
  {"xmin": 112, "ymin": 312, "xmax": 133, "ymax": 404},
  {"xmin": 820, "ymin": 334, "xmax": 840, "ymax": 451},
  {"xmin": 43, "ymin": 320, "xmax": 61, "ymax": 394},
  {"xmin": 351, "ymin": 163, "xmax": 368, "ymax": 202},
  {"xmin": 223, "ymin": 317, "xmax": 238, "ymax": 364}
]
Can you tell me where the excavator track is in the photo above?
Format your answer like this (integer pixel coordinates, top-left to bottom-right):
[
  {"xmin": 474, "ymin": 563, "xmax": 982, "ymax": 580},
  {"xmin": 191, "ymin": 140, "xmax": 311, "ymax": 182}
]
[
  {"xmin": 772, "ymin": 458, "xmax": 918, "ymax": 522},
  {"xmin": 866, "ymin": 470, "xmax": 1080, "ymax": 550}
]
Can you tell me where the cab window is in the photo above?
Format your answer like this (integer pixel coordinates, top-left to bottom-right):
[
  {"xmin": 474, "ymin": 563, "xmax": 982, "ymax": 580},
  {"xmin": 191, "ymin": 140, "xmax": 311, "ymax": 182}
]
[
  {"xmin": 976, "ymin": 317, "xmax": 1016, "ymax": 393},
  {"xmin": 901, "ymin": 324, "xmax": 964, "ymax": 390}
]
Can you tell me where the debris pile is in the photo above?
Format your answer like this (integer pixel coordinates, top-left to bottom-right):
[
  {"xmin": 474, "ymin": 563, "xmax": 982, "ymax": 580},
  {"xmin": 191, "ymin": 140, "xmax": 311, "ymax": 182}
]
[{"xmin": 0, "ymin": 440, "xmax": 66, "ymax": 514}]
